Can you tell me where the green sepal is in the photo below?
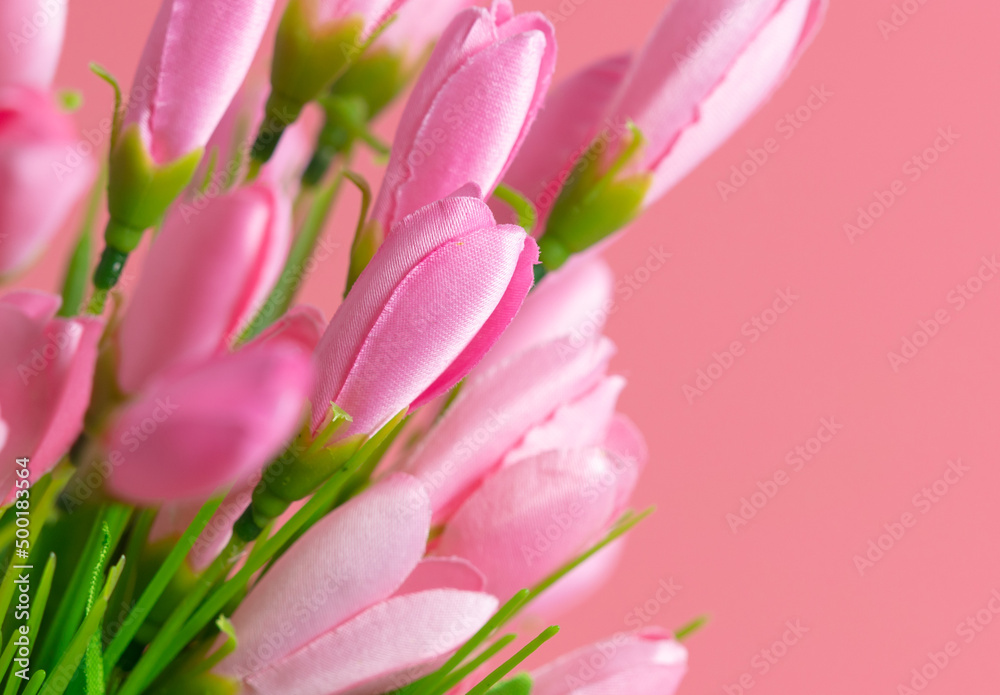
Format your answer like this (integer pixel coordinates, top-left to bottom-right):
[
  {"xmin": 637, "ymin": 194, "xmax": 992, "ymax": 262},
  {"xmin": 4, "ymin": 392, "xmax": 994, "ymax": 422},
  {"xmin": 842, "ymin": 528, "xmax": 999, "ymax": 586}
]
[
  {"xmin": 539, "ymin": 124, "xmax": 653, "ymax": 270},
  {"xmin": 271, "ymin": 0, "xmax": 366, "ymax": 111},
  {"xmin": 486, "ymin": 674, "xmax": 532, "ymax": 695},
  {"xmin": 105, "ymin": 125, "xmax": 203, "ymax": 251},
  {"xmin": 148, "ymin": 672, "xmax": 239, "ymax": 695},
  {"xmin": 330, "ymin": 47, "xmax": 410, "ymax": 120}
]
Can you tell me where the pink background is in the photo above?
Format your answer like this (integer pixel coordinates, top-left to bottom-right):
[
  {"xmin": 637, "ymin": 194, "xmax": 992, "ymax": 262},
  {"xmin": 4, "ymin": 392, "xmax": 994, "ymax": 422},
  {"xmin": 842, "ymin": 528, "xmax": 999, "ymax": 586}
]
[{"xmin": 14, "ymin": 0, "xmax": 1000, "ymax": 692}]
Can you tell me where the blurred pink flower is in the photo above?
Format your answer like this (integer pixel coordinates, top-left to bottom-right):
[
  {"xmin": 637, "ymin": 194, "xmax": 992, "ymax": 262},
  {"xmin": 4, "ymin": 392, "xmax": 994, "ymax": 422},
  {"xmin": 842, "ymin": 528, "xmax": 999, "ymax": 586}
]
[
  {"xmin": 531, "ymin": 628, "xmax": 687, "ymax": 695},
  {"xmin": 369, "ymin": 0, "xmax": 556, "ymax": 233},
  {"xmin": 105, "ymin": 342, "xmax": 312, "ymax": 503},
  {"xmin": 0, "ymin": 86, "xmax": 95, "ymax": 277},
  {"xmin": 376, "ymin": 0, "xmax": 477, "ymax": 60},
  {"xmin": 116, "ymin": 181, "xmax": 291, "ymax": 394},
  {"xmin": 311, "ymin": 190, "xmax": 537, "ymax": 438},
  {"xmin": 221, "ymin": 474, "xmax": 498, "ymax": 695},
  {"xmin": 435, "ymin": 446, "xmax": 641, "ymax": 602},
  {"xmin": 0, "ymin": 0, "xmax": 67, "ymax": 88},
  {"xmin": 0, "ymin": 291, "xmax": 102, "ymax": 501},
  {"xmin": 122, "ymin": 0, "xmax": 279, "ymax": 164}
]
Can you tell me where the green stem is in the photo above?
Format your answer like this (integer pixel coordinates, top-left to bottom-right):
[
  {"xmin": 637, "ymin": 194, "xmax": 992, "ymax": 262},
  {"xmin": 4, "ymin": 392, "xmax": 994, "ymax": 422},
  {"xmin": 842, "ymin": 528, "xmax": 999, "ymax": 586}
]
[{"xmin": 58, "ymin": 166, "xmax": 106, "ymax": 317}]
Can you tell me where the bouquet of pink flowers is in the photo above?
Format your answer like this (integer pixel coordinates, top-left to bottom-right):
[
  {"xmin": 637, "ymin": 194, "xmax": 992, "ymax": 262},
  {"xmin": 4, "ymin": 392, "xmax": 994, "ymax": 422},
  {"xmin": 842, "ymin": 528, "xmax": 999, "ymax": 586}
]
[{"xmin": 0, "ymin": 0, "xmax": 823, "ymax": 692}]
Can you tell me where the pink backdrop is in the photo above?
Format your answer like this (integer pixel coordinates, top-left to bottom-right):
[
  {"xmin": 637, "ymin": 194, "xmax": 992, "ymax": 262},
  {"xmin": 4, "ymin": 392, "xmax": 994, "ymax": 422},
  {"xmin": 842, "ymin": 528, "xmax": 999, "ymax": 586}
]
[{"xmin": 14, "ymin": 0, "xmax": 1000, "ymax": 692}]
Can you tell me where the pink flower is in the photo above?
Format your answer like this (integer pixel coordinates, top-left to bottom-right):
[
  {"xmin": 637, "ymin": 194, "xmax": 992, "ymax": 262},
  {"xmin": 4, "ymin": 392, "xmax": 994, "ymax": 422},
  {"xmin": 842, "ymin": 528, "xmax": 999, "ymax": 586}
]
[
  {"xmin": 475, "ymin": 254, "xmax": 615, "ymax": 374},
  {"xmin": 116, "ymin": 182, "xmax": 291, "ymax": 394},
  {"xmin": 0, "ymin": 291, "xmax": 102, "ymax": 501},
  {"xmin": 105, "ymin": 343, "xmax": 312, "ymax": 503},
  {"xmin": 220, "ymin": 474, "xmax": 498, "ymax": 695},
  {"xmin": 123, "ymin": 0, "xmax": 279, "ymax": 164},
  {"xmin": 0, "ymin": 86, "xmax": 95, "ymax": 277},
  {"xmin": 369, "ymin": 1, "xmax": 556, "ymax": 234},
  {"xmin": 0, "ymin": 0, "xmax": 67, "ymax": 88},
  {"xmin": 311, "ymin": 190, "xmax": 537, "ymax": 438},
  {"xmin": 500, "ymin": 54, "xmax": 631, "ymax": 224},
  {"xmin": 607, "ymin": 0, "xmax": 826, "ymax": 204},
  {"xmin": 531, "ymin": 628, "xmax": 687, "ymax": 695},
  {"xmin": 435, "ymin": 445, "xmax": 641, "ymax": 602},
  {"xmin": 404, "ymin": 336, "xmax": 616, "ymax": 520}
]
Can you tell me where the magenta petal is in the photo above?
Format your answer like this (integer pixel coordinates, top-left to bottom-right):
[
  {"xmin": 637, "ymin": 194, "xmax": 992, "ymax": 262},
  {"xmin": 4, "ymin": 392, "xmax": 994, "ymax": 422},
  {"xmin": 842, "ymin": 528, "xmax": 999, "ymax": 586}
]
[
  {"xmin": 243, "ymin": 589, "xmax": 498, "ymax": 695},
  {"xmin": 224, "ymin": 475, "xmax": 431, "ymax": 677},
  {"xmin": 436, "ymin": 448, "xmax": 623, "ymax": 601}
]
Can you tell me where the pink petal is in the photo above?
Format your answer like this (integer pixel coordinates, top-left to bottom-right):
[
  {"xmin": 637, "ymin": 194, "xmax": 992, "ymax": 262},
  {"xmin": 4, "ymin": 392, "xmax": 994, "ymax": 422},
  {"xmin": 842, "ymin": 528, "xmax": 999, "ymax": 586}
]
[
  {"xmin": 643, "ymin": 0, "xmax": 826, "ymax": 202},
  {"xmin": 404, "ymin": 336, "xmax": 614, "ymax": 519},
  {"xmin": 475, "ymin": 253, "xmax": 614, "ymax": 374},
  {"xmin": 248, "ymin": 305, "xmax": 327, "ymax": 355},
  {"xmin": 117, "ymin": 182, "xmax": 290, "ymax": 393},
  {"xmin": 394, "ymin": 557, "xmax": 487, "ymax": 596},
  {"xmin": 500, "ymin": 54, "xmax": 630, "ymax": 221},
  {"xmin": 0, "ymin": 0, "xmax": 66, "ymax": 88},
  {"xmin": 0, "ymin": 87, "xmax": 95, "ymax": 277},
  {"xmin": 435, "ymin": 448, "xmax": 624, "ymax": 601},
  {"xmin": 106, "ymin": 343, "xmax": 311, "ymax": 503},
  {"xmin": 123, "ymin": 0, "xmax": 278, "ymax": 163},
  {"xmin": 242, "ymin": 589, "xmax": 498, "ymax": 695},
  {"xmin": 0, "ymin": 293, "xmax": 102, "ymax": 500},
  {"xmin": 532, "ymin": 628, "xmax": 687, "ymax": 695},
  {"xmin": 503, "ymin": 375, "xmax": 625, "ymax": 466},
  {"xmin": 224, "ymin": 474, "xmax": 431, "ymax": 677}
]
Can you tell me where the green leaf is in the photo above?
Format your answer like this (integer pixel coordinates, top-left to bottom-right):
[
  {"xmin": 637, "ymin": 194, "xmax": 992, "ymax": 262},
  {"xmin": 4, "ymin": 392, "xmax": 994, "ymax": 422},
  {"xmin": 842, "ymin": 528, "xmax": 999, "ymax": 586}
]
[
  {"xmin": 674, "ymin": 615, "xmax": 709, "ymax": 641},
  {"xmin": 87, "ymin": 63, "xmax": 121, "ymax": 149},
  {"xmin": 0, "ymin": 554, "xmax": 56, "ymax": 695},
  {"xmin": 485, "ymin": 674, "xmax": 532, "ymax": 695},
  {"xmin": 103, "ymin": 495, "xmax": 226, "ymax": 678},
  {"xmin": 37, "ymin": 557, "xmax": 124, "ymax": 695},
  {"xmin": 58, "ymin": 167, "xmax": 105, "ymax": 317},
  {"xmin": 465, "ymin": 628, "xmax": 557, "ymax": 695},
  {"xmin": 83, "ymin": 524, "xmax": 114, "ymax": 695}
]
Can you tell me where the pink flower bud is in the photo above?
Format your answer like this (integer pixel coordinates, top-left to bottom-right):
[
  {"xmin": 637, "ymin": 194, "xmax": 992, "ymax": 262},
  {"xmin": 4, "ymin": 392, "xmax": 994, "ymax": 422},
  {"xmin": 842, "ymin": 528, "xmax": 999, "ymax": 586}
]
[
  {"xmin": 220, "ymin": 474, "xmax": 498, "ymax": 695},
  {"xmin": 532, "ymin": 628, "xmax": 687, "ymax": 695},
  {"xmin": 117, "ymin": 182, "xmax": 291, "ymax": 393},
  {"xmin": 105, "ymin": 343, "xmax": 312, "ymax": 503},
  {"xmin": 0, "ymin": 86, "xmax": 95, "ymax": 277},
  {"xmin": 123, "ymin": 0, "xmax": 279, "ymax": 164},
  {"xmin": 0, "ymin": 291, "xmax": 102, "ymax": 502},
  {"xmin": 0, "ymin": 0, "xmax": 67, "ymax": 88},
  {"xmin": 370, "ymin": 1, "xmax": 556, "ymax": 233},
  {"xmin": 311, "ymin": 190, "xmax": 537, "ymax": 438},
  {"xmin": 608, "ymin": 0, "xmax": 826, "ymax": 204}
]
